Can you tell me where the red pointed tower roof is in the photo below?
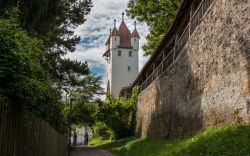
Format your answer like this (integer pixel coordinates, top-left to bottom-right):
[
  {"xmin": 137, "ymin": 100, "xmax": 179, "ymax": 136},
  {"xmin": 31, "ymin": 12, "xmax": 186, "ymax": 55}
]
[
  {"xmin": 118, "ymin": 13, "xmax": 132, "ymax": 48},
  {"xmin": 111, "ymin": 19, "xmax": 119, "ymax": 36},
  {"xmin": 111, "ymin": 27, "xmax": 119, "ymax": 36},
  {"xmin": 131, "ymin": 29, "xmax": 140, "ymax": 38},
  {"xmin": 131, "ymin": 21, "xmax": 140, "ymax": 38}
]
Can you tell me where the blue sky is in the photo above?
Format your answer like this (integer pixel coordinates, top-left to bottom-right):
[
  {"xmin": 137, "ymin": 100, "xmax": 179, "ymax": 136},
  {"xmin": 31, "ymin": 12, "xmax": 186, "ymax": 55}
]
[{"xmin": 66, "ymin": 0, "xmax": 149, "ymax": 92}]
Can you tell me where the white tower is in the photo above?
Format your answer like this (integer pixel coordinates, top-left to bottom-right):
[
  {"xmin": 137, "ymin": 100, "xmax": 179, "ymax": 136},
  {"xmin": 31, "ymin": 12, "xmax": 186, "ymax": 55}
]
[{"xmin": 103, "ymin": 13, "xmax": 140, "ymax": 97}]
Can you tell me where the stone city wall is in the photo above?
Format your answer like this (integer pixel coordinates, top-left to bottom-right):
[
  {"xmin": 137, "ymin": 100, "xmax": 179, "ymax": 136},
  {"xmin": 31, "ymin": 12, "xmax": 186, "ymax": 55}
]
[{"xmin": 135, "ymin": 0, "xmax": 250, "ymax": 139}]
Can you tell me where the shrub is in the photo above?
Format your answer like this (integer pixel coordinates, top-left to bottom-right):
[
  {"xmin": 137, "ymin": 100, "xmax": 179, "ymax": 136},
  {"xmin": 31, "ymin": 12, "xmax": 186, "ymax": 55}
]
[{"xmin": 96, "ymin": 87, "xmax": 139, "ymax": 139}]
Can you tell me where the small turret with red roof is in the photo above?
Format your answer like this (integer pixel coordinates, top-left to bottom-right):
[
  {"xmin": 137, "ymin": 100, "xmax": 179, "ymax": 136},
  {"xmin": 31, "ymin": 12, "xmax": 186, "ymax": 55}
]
[
  {"xmin": 111, "ymin": 19, "xmax": 119, "ymax": 36},
  {"xmin": 131, "ymin": 21, "xmax": 140, "ymax": 50},
  {"xmin": 131, "ymin": 21, "xmax": 140, "ymax": 39}
]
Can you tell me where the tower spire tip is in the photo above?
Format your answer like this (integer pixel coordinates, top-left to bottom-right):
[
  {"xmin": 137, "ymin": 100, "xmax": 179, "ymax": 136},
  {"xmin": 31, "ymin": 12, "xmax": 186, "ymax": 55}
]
[
  {"xmin": 114, "ymin": 19, "xmax": 116, "ymax": 28},
  {"xmin": 122, "ymin": 12, "xmax": 124, "ymax": 21}
]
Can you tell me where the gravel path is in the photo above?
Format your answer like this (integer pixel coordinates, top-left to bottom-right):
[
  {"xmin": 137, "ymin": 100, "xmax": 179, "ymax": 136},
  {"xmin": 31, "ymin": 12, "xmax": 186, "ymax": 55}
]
[{"xmin": 71, "ymin": 146, "xmax": 116, "ymax": 156}]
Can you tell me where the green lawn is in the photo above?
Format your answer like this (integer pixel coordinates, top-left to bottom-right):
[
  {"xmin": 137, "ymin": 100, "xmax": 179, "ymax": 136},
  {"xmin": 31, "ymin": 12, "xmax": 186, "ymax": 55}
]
[{"xmin": 91, "ymin": 125, "xmax": 250, "ymax": 156}]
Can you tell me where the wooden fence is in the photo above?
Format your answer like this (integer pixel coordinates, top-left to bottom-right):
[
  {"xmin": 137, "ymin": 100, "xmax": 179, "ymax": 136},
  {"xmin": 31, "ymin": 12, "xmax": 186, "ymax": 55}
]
[{"xmin": 0, "ymin": 103, "xmax": 68, "ymax": 156}]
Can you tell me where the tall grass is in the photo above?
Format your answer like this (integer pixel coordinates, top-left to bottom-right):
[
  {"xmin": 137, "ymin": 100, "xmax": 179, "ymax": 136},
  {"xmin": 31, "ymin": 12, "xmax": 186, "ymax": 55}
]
[{"xmin": 92, "ymin": 125, "xmax": 250, "ymax": 156}]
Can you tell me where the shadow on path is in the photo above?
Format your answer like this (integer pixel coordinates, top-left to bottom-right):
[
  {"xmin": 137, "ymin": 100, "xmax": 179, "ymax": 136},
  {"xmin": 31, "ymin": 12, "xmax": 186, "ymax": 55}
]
[{"xmin": 71, "ymin": 146, "xmax": 116, "ymax": 156}]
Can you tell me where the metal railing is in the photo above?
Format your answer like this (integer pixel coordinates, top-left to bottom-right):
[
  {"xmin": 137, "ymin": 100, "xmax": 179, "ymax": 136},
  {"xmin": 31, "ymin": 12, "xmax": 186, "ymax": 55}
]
[{"xmin": 138, "ymin": 0, "xmax": 214, "ymax": 93}]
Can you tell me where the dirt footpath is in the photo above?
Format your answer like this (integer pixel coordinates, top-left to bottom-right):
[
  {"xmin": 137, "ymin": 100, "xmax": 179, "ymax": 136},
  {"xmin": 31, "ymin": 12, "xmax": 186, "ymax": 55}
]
[{"xmin": 71, "ymin": 146, "xmax": 116, "ymax": 156}]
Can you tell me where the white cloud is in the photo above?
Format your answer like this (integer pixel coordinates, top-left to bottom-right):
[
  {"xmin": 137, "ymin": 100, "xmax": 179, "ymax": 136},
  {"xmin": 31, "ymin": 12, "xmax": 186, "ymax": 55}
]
[{"xmin": 66, "ymin": 0, "xmax": 149, "ymax": 98}]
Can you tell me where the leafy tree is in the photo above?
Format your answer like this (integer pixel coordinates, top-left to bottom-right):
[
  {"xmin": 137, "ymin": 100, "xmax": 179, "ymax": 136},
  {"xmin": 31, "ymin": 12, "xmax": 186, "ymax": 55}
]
[
  {"xmin": 96, "ymin": 87, "xmax": 139, "ymax": 139},
  {"xmin": 0, "ymin": 14, "xmax": 66, "ymax": 132},
  {"xmin": 126, "ymin": 0, "xmax": 180, "ymax": 56},
  {"xmin": 0, "ymin": 0, "xmax": 92, "ymax": 55},
  {"xmin": 64, "ymin": 101, "xmax": 98, "ymax": 127},
  {"xmin": 58, "ymin": 59, "xmax": 103, "ymax": 100},
  {"xmin": 0, "ymin": 2, "xmax": 102, "ymax": 133},
  {"xmin": 92, "ymin": 121, "xmax": 112, "ymax": 139},
  {"xmin": 59, "ymin": 59, "xmax": 103, "ymax": 127},
  {"xmin": 0, "ymin": 0, "xmax": 93, "ymax": 81}
]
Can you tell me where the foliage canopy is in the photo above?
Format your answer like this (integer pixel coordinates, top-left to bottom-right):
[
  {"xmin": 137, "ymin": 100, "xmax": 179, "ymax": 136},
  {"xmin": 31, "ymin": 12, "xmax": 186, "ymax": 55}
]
[
  {"xmin": 0, "ymin": 0, "xmax": 93, "ymax": 83},
  {"xmin": 0, "ymin": 0, "xmax": 92, "ymax": 55},
  {"xmin": 126, "ymin": 0, "xmax": 180, "ymax": 56},
  {"xmin": 0, "ymin": 5, "xmax": 102, "ymax": 133},
  {"xmin": 0, "ymin": 16, "xmax": 66, "ymax": 132},
  {"xmin": 94, "ymin": 87, "xmax": 139, "ymax": 139}
]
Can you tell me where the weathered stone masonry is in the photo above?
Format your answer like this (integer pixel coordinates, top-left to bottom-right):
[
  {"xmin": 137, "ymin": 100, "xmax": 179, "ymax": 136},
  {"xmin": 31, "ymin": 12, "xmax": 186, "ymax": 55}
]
[{"xmin": 135, "ymin": 0, "xmax": 250, "ymax": 139}]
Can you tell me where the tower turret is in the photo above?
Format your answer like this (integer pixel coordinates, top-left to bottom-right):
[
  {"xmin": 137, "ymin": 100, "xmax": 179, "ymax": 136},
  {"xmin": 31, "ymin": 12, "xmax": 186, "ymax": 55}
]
[
  {"xmin": 111, "ymin": 19, "xmax": 120, "ymax": 49},
  {"xmin": 131, "ymin": 21, "xmax": 140, "ymax": 50}
]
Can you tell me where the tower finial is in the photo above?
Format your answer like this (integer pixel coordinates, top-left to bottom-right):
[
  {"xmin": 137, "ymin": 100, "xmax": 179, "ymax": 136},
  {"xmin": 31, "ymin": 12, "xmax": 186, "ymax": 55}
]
[
  {"xmin": 134, "ymin": 21, "xmax": 137, "ymax": 30},
  {"xmin": 114, "ymin": 19, "xmax": 116, "ymax": 28},
  {"xmin": 122, "ymin": 12, "xmax": 124, "ymax": 21}
]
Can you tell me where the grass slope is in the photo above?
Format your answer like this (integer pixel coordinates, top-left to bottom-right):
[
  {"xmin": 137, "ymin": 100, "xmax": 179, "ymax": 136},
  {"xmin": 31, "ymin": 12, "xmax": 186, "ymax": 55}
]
[{"xmin": 91, "ymin": 125, "xmax": 250, "ymax": 156}]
